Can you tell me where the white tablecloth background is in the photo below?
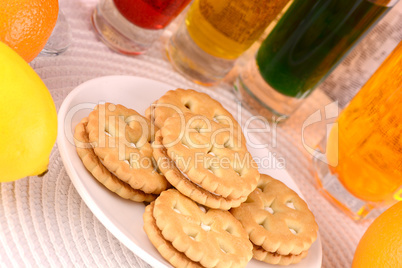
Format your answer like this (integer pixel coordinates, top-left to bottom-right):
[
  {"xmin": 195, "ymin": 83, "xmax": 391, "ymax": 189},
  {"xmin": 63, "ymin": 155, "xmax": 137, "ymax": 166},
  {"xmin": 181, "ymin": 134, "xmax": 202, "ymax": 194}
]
[{"xmin": 1, "ymin": 0, "xmax": 401, "ymax": 267}]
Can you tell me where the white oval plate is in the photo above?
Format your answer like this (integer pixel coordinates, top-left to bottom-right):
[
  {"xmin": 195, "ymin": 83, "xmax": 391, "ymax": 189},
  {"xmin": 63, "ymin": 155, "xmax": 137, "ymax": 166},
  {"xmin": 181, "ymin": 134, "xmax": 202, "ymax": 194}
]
[{"xmin": 57, "ymin": 76, "xmax": 322, "ymax": 268}]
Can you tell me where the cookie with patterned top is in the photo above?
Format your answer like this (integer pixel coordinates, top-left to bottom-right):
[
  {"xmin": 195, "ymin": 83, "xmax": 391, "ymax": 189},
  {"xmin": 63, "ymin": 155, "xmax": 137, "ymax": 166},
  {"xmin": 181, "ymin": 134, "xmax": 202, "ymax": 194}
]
[
  {"xmin": 143, "ymin": 202, "xmax": 203, "ymax": 268},
  {"xmin": 85, "ymin": 103, "xmax": 169, "ymax": 195},
  {"xmin": 153, "ymin": 113, "xmax": 259, "ymax": 209},
  {"xmin": 145, "ymin": 189, "xmax": 253, "ymax": 268},
  {"xmin": 230, "ymin": 174, "xmax": 318, "ymax": 265},
  {"xmin": 146, "ymin": 88, "xmax": 243, "ymax": 137},
  {"xmin": 153, "ymin": 130, "xmax": 247, "ymax": 210},
  {"xmin": 74, "ymin": 117, "xmax": 156, "ymax": 202}
]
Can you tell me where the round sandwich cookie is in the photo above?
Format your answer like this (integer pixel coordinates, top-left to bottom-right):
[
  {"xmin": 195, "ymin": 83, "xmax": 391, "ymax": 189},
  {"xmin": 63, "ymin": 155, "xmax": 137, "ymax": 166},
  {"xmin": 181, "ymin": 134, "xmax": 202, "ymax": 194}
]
[
  {"xmin": 230, "ymin": 174, "xmax": 319, "ymax": 265},
  {"xmin": 143, "ymin": 202, "xmax": 204, "ymax": 268},
  {"xmin": 146, "ymin": 88, "xmax": 243, "ymax": 139},
  {"xmin": 74, "ymin": 117, "xmax": 157, "ymax": 202},
  {"xmin": 153, "ymin": 113, "xmax": 260, "ymax": 210},
  {"xmin": 86, "ymin": 103, "xmax": 169, "ymax": 195},
  {"xmin": 143, "ymin": 189, "xmax": 253, "ymax": 268}
]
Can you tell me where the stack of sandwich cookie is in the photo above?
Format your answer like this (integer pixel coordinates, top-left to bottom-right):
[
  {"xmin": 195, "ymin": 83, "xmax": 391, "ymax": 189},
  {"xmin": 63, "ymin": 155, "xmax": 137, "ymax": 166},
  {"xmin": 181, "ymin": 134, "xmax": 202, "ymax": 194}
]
[
  {"xmin": 153, "ymin": 112, "xmax": 259, "ymax": 210},
  {"xmin": 230, "ymin": 174, "xmax": 319, "ymax": 265},
  {"xmin": 73, "ymin": 103, "xmax": 169, "ymax": 202},
  {"xmin": 143, "ymin": 189, "xmax": 253, "ymax": 268}
]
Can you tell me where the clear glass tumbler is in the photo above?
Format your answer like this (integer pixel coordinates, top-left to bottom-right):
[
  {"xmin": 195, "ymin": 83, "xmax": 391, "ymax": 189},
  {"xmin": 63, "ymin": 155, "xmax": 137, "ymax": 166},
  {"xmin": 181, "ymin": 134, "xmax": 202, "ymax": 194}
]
[
  {"xmin": 40, "ymin": 9, "xmax": 72, "ymax": 56},
  {"xmin": 91, "ymin": 0, "xmax": 192, "ymax": 55}
]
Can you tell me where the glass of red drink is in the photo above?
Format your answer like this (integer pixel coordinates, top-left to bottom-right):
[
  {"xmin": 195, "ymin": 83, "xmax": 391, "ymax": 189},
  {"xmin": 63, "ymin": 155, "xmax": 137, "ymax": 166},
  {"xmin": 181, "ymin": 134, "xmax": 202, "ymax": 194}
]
[{"xmin": 91, "ymin": 0, "xmax": 192, "ymax": 55}]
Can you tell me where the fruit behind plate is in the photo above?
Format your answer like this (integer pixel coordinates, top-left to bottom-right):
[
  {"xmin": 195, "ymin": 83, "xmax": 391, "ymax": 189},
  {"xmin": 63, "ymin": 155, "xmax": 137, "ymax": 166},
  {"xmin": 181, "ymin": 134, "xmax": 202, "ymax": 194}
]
[
  {"xmin": 352, "ymin": 201, "xmax": 402, "ymax": 268},
  {"xmin": 0, "ymin": 0, "xmax": 59, "ymax": 62},
  {"xmin": 0, "ymin": 41, "xmax": 57, "ymax": 182}
]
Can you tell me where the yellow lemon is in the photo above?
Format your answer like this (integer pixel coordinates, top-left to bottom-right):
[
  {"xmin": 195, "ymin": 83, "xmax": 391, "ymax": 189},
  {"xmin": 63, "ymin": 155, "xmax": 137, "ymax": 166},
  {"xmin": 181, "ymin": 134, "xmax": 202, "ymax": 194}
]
[{"xmin": 0, "ymin": 41, "xmax": 57, "ymax": 182}]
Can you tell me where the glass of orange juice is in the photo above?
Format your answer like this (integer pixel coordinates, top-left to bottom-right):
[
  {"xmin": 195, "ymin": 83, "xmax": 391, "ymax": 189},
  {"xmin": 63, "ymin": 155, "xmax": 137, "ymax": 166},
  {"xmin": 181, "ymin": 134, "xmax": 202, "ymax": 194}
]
[{"xmin": 313, "ymin": 41, "xmax": 402, "ymax": 220}]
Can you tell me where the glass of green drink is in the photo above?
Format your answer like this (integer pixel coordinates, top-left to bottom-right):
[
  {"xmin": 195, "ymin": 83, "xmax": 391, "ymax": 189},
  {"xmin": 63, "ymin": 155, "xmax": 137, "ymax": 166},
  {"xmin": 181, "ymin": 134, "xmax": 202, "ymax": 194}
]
[{"xmin": 235, "ymin": 0, "xmax": 398, "ymax": 120}]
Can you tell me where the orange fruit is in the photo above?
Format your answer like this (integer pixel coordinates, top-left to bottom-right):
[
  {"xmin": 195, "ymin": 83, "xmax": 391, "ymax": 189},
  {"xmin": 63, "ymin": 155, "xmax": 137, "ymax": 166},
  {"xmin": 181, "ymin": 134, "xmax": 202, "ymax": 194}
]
[
  {"xmin": 352, "ymin": 201, "xmax": 402, "ymax": 268},
  {"xmin": 0, "ymin": 0, "xmax": 59, "ymax": 62}
]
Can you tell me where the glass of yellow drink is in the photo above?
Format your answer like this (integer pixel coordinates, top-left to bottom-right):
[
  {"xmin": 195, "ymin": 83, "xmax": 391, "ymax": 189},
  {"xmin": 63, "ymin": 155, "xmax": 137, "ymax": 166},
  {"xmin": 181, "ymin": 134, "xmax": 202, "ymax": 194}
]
[
  {"xmin": 167, "ymin": 0, "xmax": 291, "ymax": 85},
  {"xmin": 313, "ymin": 41, "xmax": 402, "ymax": 220}
]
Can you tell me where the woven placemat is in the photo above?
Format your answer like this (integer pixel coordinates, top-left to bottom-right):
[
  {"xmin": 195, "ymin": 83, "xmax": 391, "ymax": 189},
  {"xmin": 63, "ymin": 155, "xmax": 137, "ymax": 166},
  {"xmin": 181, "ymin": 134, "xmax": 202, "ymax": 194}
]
[{"xmin": 1, "ymin": 0, "xmax": 401, "ymax": 267}]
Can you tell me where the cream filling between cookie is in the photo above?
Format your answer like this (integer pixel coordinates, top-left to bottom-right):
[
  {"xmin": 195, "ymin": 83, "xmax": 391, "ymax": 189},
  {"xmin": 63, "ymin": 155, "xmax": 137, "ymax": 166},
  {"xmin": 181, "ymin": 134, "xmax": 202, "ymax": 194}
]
[
  {"xmin": 177, "ymin": 168, "xmax": 223, "ymax": 198},
  {"xmin": 254, "ymin": 245, "xmax": 303, "ymax": 257}
]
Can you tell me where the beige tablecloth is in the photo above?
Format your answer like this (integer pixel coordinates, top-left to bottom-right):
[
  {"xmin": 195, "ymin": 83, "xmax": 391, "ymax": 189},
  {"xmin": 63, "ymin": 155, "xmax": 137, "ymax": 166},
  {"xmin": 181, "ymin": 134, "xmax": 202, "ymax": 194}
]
[{"xmin": 1, "ymin": 0, "xmax": 401, "ymax": 267}]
